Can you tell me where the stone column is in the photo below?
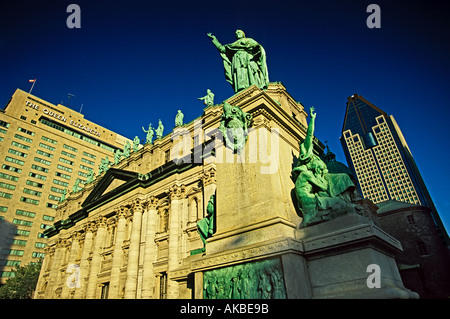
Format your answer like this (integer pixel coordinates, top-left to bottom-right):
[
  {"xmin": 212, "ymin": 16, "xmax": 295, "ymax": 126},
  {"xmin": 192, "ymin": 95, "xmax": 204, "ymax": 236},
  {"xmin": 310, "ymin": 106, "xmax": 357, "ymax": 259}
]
[
  {"xmin": 85, "ymin": 217, "xmax": 107, "ymax": 299},
  {"xmin": 167, "ymin": 184, "xmax": 185, "ymax": 299},
  {"xmin": 74, "ymin": 224, "xmax": 94, "ymax": 299},
  {"xmin": 124, "ymin": 199, "xmax": 143, "ymax": 298},
  {"xmin": 43, "ymin": 241, "xmax": 64, "ymax": 298},
  {"xmin": 61, "ymin": 232, "xmax": 81, "ymax": 299},
  {"xmin": 141, "ymin": 196, "xmax": 158, "ymax": 298},
  {"xmin": 109, "ymin": 206, "xmax": 129, "ymax": 299}
]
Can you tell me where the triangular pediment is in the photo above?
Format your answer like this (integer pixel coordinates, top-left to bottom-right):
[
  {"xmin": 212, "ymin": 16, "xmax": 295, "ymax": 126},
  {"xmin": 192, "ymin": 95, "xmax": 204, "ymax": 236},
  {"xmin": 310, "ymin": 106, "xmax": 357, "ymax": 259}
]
[{"xmin": 82, "ymin": 168, "xmax": 139, "ymax": 209}]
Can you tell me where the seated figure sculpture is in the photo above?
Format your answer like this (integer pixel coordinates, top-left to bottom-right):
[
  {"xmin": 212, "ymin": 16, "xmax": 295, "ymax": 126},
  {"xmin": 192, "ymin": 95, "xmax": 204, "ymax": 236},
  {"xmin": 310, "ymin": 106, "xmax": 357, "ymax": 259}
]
[{"xmin": 291, "ymin": 107, "xmax": 363, "ymax": 227}]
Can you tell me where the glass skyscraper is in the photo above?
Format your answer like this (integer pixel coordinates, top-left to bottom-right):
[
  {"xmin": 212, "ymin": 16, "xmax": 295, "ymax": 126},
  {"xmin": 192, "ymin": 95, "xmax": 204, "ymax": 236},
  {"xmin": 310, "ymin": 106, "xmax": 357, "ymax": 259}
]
[{"xmin": 340, "ymin": 93, "xmax": 449, "ymax": 244}]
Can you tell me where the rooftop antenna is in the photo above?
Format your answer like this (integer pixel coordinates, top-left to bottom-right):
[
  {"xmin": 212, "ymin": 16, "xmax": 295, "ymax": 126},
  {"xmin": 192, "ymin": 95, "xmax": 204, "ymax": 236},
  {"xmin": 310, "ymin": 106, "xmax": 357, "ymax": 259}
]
[
  {"xmin": 79, "ymin": 104, "xmax": 83, "ymax": 114},
  {"xmin": 67, "ymin": 93, "xmax": 76, "ymax": 107}
]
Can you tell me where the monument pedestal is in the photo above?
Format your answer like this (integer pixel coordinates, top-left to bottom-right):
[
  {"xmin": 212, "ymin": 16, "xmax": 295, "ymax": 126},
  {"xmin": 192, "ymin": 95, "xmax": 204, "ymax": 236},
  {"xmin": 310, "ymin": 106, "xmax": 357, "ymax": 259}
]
[
  {"xmin": 296, "ymin": 213, "xmax": 419, "ymax": 299},
  {"xmin": 188, "ymin": 214, "xmax": 418, "ymax": 299}
]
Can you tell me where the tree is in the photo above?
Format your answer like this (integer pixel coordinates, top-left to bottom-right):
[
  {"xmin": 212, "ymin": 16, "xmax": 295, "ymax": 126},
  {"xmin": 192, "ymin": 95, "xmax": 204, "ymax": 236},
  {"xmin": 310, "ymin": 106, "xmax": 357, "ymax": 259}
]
[{"xmin": 0, "ymin": 260, "xmax": 42, "ymax": 299}]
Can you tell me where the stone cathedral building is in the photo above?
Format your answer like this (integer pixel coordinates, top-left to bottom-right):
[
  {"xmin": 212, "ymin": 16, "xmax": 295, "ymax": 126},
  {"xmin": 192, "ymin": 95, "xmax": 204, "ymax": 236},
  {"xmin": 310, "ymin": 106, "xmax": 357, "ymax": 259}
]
[
  {"xmin": 34, "ymin": 83, "xmax": 416, "ymax": 299},
  {"xmin": 34, "ymin": 30, "xmax": 418, "ymax": 299},
  {"xmin": 34, "ymin": 83, "xmax": 307, "ymax": 299}
]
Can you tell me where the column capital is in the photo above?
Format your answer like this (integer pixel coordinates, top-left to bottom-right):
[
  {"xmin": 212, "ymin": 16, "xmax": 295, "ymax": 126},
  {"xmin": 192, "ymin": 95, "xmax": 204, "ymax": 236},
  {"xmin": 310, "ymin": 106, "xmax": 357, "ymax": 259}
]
[
  {"xmin": 147, "ymin": 195, "xmax": 158, "ymax": 210},
  {"xmin": 96, "ymin": 216, "xmax": 108, "ymax": 228},
  {"xmin": 169, "ymin": 184, "xmax": 186, "ymax": 200},
  {"xmin": 201, "ymin": 166, "xmax": 216, "ymax": 186}
]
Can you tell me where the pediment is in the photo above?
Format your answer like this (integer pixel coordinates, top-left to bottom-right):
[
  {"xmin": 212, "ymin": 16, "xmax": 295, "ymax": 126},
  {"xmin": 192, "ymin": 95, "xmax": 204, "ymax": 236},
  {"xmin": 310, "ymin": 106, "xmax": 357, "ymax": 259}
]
[{"xmin": 82, "ymin": 168, "xmax": 139, "ymax": 209}]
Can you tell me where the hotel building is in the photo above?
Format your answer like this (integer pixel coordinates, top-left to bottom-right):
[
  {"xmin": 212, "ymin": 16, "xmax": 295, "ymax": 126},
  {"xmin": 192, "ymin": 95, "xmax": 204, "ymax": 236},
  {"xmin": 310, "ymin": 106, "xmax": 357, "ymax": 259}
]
[{"xmin": 0, "ymin": 88, "xmax": 130, "ymax": 284}]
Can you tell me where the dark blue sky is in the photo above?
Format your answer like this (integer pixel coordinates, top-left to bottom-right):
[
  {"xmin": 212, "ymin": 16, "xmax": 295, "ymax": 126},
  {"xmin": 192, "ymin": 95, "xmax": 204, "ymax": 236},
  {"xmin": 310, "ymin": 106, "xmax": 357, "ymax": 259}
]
[{"xmin": 1, "ymin": 0, "xmax": 450, "ymax": 231}]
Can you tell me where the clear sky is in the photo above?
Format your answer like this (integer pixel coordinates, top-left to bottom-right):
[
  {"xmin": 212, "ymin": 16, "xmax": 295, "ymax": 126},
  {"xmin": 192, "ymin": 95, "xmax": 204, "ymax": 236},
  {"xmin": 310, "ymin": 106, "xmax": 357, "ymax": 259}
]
[{"xmin": 1, "ymin": 0, "xmax": 449, "ymax": 231}]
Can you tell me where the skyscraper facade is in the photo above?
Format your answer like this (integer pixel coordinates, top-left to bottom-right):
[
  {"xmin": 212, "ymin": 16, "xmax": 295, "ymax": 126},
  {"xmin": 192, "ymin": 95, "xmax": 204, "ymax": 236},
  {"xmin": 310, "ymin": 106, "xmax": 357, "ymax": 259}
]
[
  {"xmin": 340, "ymin": 93, "xmax": 449, "ymax": 245},
  {"xmin": 0, "ymin": 89, "xmax": 130, "ymax": 284}
]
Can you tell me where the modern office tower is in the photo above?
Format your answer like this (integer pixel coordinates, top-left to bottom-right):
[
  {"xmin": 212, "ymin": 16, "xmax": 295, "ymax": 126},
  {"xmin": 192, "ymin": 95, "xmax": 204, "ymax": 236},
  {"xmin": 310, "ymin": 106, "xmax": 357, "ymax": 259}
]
[
  {"xmin": 0, "ymin": 89, "xmax": 130, "ymax": 284},
  {"xmin": 340, "ymin": 93, "xmax": 449, "ymax": 245}
]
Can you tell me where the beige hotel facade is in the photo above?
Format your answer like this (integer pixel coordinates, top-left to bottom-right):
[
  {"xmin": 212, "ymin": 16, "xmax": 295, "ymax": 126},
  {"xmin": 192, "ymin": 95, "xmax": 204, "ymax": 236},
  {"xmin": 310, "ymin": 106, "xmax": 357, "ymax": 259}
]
[{"xmin": 0, "ymin": 88, "xmax": 130, "ymax": 284}]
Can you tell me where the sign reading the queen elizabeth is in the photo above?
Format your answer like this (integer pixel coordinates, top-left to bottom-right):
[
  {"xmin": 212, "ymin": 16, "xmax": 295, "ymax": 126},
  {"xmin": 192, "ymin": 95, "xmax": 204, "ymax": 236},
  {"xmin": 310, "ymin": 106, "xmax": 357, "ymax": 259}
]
[{"xmin": 25, "ymin": 100, "xmax": 101, "ymax": 137}]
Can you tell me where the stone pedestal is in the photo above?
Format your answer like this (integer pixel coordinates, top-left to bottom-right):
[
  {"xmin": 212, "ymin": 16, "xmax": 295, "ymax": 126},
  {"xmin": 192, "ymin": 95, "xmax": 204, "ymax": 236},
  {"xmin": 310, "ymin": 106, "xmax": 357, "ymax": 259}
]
[
  {"xmin": 188, "ymin": 214, "xmax": 418, "ymax": 299},
  {"xmin": 296, "ymin": 214, "xmax": 419, "ymax": 299}
]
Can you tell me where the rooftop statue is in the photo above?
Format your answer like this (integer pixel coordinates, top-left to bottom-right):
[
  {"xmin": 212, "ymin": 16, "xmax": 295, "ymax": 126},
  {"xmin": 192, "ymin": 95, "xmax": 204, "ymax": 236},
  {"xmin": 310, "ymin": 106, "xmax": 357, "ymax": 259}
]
[
  {"xmin": 142, "ymin": 123, "xmax": 154, "ymax": 144},
  {"xmin": 123, "ymin": 140, "xmax": 131, "ymax": 158},
  {"xmin": 291, "ymin": 107, "xmax": 363, "ymax": 228},
  {"xmin": 156, "ymin": 119, "xmax": 164, "ymax": 139},
  {"xmin": 132, "ymin": 136, "xmax": 140, "ymax": 152},
  {"xmin": 198, "ymin": 89, "xmax": 215, "ymax": 107},
  {"xmin": 207, "ymin": 30, "xmax": 269, "ymax": 93},
  {"xmin": 114, "ymin": 149, "xmax": 123, "ymax": 165},
  {"xmin": 86, "ymin": 168, "xmax": 95, "ymax": 184},
  {"xmin": 175, "ymin": 110, "xmax": 184, "ymax": 127}
]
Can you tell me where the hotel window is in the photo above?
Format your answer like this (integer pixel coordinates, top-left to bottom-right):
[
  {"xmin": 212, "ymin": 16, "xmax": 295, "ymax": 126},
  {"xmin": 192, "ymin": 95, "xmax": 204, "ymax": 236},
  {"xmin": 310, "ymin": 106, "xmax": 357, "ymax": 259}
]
[
  {"xmin": 42, "ymin": 136, "xmax": 57, "ymax": 144},
  {"xmin": 12, "ymin": 218, "xmax": 33, "ymax": 227},
  {"xmin": 37, "ymin": 150, "xmax": 53, "ymax": 158},
  {"xmin": 0, "ymin": 182, "xmax": 16, "ymax": 190},
  {"xmin": 23, "ymin": 188, "xmax": 42, "ymax": 197},
  {"xmin": 16, "ymin": 209, "xmax": 36, "ymax": 218},
  {"xmin": 43, "ymin": 215, "xmax": 55, "ymax": 221},
  {"xmin": 0, "ymin": 172, "xmax": 19, "ymax": 182},
  {"xmin": 61, "ymin": 150, "xmax": 76, "ymax": 159},
  {"xmin": 39, "ymin": 143, "xmax": 55, "ymax": 152},
  {"xmin": 83, "ymin": 151, "xmax": 96, "ymax": 159},
  {"xmin": 9, "ymin": 149, "xmax": 27, "ymax": 158},
  {"xmin": 3, "ymin": 164, "xmax": 22, "ymax": 173},
  {"xmin": 30, "ymin": 164, "xmax": 48, "ymax": 177},
  {"xmin": 26, "ymin": 180, "xmax": 44, "ymax": 188},
  {"xmin": 11, "ymin": 141, "xmax": 30, "ymax": 150},
  {"xmin": 57, "ymin": 164, "xmax": 73, "ymax": 173},
  {"xmin": 59, "ymin": 157, "xmax": 74, "ymax": 165},
  {"xmin": 0, "ymin": 191, "xmax": 13, "ymax": 199},
  {"xmin": 34, "ymin": 157, "xmax": 51, "ymax": 166},
  {"xmin": 53, "ymin": 179, "xmax": 69, "ymax": 187},
  {"xmin": 29, "ymin": 172, "xmax": 47, "ymax": 180},
  {"xmin": 17, "ymin": 127, "xmax": 35, "ymax": 136},
  {"xmin": 20, "ymin": 196, "xmax": 39, "ymax": 205},
  {"xmin": 63, "ymin": 144, "xmax": 77, "ymax": 152},
  {"xmin": 0, "ymin": 120, "xmax": 10, "ymax": 128}
]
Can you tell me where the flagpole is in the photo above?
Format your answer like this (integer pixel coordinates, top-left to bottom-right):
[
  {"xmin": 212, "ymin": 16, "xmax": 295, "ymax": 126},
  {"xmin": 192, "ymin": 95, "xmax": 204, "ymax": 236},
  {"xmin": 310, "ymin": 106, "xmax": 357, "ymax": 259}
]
[{"xmin": 28, "ymin": 79, "xmax": 36, "ymax": 94}]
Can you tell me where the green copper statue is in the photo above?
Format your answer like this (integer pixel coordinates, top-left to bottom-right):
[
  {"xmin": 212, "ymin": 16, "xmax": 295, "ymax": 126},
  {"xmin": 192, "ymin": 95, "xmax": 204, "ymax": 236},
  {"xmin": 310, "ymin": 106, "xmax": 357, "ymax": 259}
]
[
  {"xmin": 197, "ymin": 194, "xmax": 216, "ymax": 246},
  {"xmin": 175, "ymin": 110, "xmax": 184, "ymax": 127},
  {"xmin": 291, "ymin": 107, "xmax": 363, "ymax": 227},
  {"xmin": 86, "ymin": 168, "xmax": 95, "ymax": 184},
  {"xmin": 142, "ymin": 123, "xmax": 154, "ymax": 144},
  {"xmin": 207, "ymin": 30, "xmax": 269, "ymax": 93},
  {"xmin": 198, "ymin": 89, "xmax": 215, "ymax": 106},
  {"xmin": 156, "ymin": 119, "xmax": 164, "ymax": 139},
  {"xmin": 123, "ymin": 140, "xmax": 131, "ymax": 158},
  {"xmin": 219, "ymin": 102, "xmax": 252, "ymax": 154},
  {"xmin": 132, "ymin": 136, "xmax": 140, "ymax": 152}
]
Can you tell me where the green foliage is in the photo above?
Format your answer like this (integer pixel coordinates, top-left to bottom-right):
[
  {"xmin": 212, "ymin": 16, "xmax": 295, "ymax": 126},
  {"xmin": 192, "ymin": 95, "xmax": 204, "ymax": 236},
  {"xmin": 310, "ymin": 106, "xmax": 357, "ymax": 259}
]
[{"xmin": 0, "ymin": 260, "xmax": 42, "ymax": 299}]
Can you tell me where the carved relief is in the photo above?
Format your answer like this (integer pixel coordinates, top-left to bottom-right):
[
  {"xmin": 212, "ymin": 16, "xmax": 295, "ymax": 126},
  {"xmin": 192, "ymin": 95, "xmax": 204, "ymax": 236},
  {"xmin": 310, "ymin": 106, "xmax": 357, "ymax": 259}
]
[{"xmin": 203, "ymin": 258, "xmax": 286, "ymax": 299}]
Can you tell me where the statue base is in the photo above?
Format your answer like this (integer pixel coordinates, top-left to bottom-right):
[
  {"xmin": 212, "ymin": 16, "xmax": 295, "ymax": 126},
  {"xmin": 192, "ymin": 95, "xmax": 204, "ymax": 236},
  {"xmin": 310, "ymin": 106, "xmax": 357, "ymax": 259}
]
[
  {"xmin": 185, "ymin": 214, "xmax": 418, "ymax": 299},
  {"xmin": 295, "ymin": 213, "xmax": 419, "ymax": 298}
]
